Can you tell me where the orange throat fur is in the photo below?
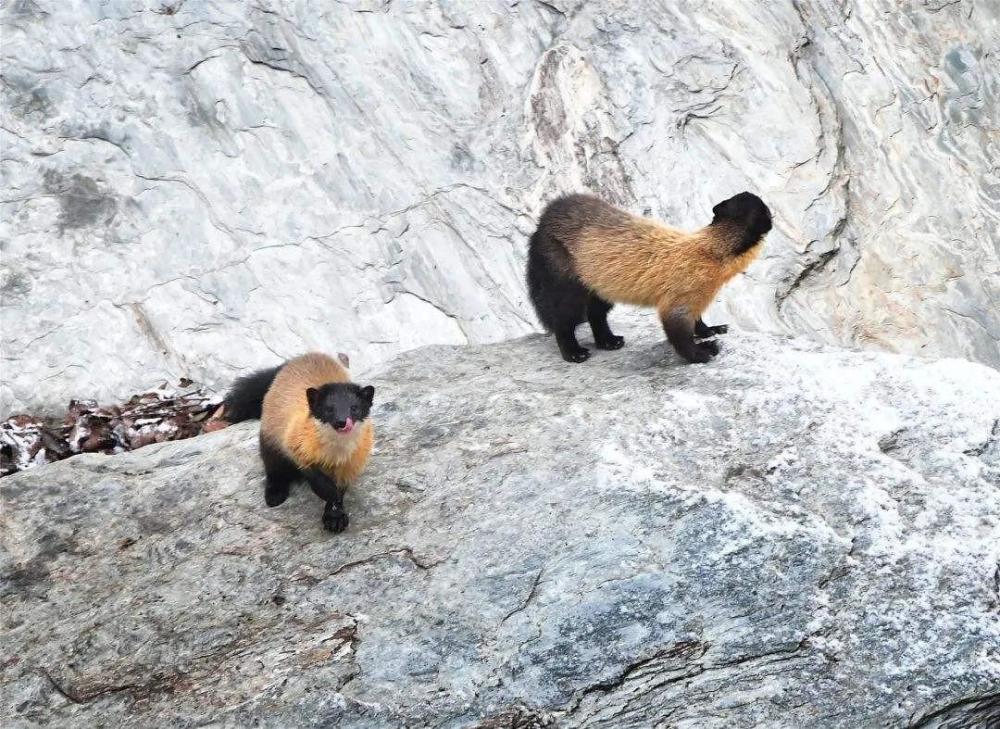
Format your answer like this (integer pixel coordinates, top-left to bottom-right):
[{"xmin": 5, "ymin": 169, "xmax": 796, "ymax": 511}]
[{"xmin": 279, "ymin": 412, "xmax": 374, "ymax": 485}]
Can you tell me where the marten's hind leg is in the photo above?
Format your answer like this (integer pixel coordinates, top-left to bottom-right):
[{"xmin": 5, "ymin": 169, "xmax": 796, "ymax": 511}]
[
  {"xmin": 543, "ymin": 283, "xmax": 591, "ymax": 362},
  {"xmin": 303, "ymin": 468, "xmax": 349, "ymax": 533},
  {"xmin": 587, "ymin": 295, "xmax": 625, "ymax": 351},
  {"xmin": 527, "ymin": 239, "xmax": 590, "ymax": 363},
  {"xmin": 555, "ymin": 322, "xmax": 589, "ymax": 363},
  {"xmin": 547, "ymin": 278, "xmax": 591, "ymax": 363},
  {"xmin": 661, "ymin": 308, "xmax": 717, "ymax": 364},
  {"xmin": 695, "ymin": 318, "xmax": 728, "ymax": 338},
  {"xmin": 260, "ymin": 437, "xmax": 298, "ymax": 507}
]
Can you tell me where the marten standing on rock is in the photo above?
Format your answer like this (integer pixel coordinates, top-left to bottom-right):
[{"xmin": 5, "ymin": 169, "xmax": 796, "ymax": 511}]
[
  {"xmin": 222, "ymin": 353, "xmax": 375, "ymax": 533},
  {"xmin": 526, "ymin": 192, "xmax": 772, "ymax": 363}
]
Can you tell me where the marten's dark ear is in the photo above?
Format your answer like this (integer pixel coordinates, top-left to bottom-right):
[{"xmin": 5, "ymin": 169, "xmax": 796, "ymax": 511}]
[
  {"xmin": 305, "ymin": 387, "xmax": 320, "ymax": 411},
  {"xmin": 712, "ymin": 198, "xmax": 732, "ymax": 221},
  {"xmin": 359, "ymin": 385, "xmax": 375, "ymax": 405}
]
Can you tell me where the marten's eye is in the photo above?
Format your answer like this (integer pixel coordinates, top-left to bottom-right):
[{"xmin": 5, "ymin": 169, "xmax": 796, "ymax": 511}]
[{"xmin": 351, "ymin": 406, "xmax": 360, "ymax": 417}]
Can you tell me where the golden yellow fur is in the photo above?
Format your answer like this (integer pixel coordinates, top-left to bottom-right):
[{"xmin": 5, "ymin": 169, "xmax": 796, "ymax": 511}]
[
  {"xmin": 571, "ymin": 218, "xmax": 761, "ymax": 320},
  {"xmin": 261, "ymin": 352, "xmax": 373, "ymax": 485}
]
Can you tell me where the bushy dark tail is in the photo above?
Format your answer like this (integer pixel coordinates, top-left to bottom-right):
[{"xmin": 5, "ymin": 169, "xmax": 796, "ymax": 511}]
[
  {"xmin": 223, "ymin": 365, "xmax": 283, "ymax": 423},
  {"xmin": 526, "ymin": 232, "xmax": 555, "ymax": 331},
  {"xmin": 526, "ymin": 229, "xmax": 587, "ymax": 332}
]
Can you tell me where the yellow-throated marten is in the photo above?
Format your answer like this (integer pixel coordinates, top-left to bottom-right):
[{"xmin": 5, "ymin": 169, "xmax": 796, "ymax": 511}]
[
  {"xmin": 526, "ymin": 192, "xmax": 772, "ymax": 363},
  {"xmin": 222, "ymin": 352, "xmax": 375, "ymax": 533}
]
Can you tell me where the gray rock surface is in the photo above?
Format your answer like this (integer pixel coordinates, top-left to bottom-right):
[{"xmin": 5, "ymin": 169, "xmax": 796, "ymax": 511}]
[
  {"xmin": 3, "ymin": 0, "xmax": 999, "ymax": 416},
  {"xmin": 3, "ymin": 326, "xmax": 1000, "ymax": 727}
]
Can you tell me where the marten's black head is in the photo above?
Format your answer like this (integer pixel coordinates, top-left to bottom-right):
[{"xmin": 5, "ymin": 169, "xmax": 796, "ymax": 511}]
[
  {"xmin": 711, "ymin": 191, "xmax": 773, "ymax": 254},
  {"xmin": 306, "ymin": 383, "xmax": 375, "ymax": 435}
]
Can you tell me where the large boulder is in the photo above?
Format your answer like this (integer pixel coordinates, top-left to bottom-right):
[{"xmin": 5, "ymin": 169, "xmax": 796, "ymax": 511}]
[
  {"xmin": 2, "ymin": 0, "xmax": 998, "ymax": 415},
  {"xmin": 3, "ymin": 327, "xmax": 999, "ymax": 727}
]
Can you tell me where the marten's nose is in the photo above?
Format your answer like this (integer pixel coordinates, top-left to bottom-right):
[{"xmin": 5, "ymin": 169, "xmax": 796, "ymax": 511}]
[{"xmin": 334, "ymin": 419, "xmax": 347, "ymax": 429}]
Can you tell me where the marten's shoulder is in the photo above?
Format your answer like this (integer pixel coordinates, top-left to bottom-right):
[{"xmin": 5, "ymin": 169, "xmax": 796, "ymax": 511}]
[{"xmin": 278, "ymin": 353, "xmax": 350, "ymax": 386}]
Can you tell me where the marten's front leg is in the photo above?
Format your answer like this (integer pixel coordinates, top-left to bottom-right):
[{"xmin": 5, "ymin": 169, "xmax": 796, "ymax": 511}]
[
  {"xmin": 260, "ymin": 437, "xmax": 297, "ymax": 507},
  {"xmin": 321, "ymin": 500, "xmax": 349, "ymax": 533},
  {"xmin": 661, "ymin": 308, "xmax": 716, "ymax": 363},
  {"xmin": 303, "ymin": 467, "xmax": 349, "ymax": 533},
  {"xmin": 694, "ymin": 318, "xmax": 728, "ymax": 338}
]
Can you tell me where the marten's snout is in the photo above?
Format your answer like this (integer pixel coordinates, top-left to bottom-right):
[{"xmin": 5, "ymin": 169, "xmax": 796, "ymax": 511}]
[{"xmin": 306, "ymin": 382, "xmax": 375, "ymax": 432}]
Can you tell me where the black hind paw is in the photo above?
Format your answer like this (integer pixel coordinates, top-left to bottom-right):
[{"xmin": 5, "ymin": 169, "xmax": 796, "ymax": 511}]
[
  {"xmin": 595, "ymin": 335, "xmax": 625, "ymax": 350},
  {"xmin": 561, "ymin": 347, "xmax": 591, "ymax": 363},
  {"xmin": 323, "ymin": 509, "xmax": 349, "ymax": 533},
  {"xmin": 265, "ymin": 481, "xmax": 290, "ymax": 507},
  {"xmin": 695, "ymin": 320, "xmax": 729, "ymax": 339},
  {"xmin": 679, "ymin": 346, "xmax": 714, "ymax": 364},
  {"xmin": 699, "ymin": 339, "xmax": 720, "ymax": 356}
]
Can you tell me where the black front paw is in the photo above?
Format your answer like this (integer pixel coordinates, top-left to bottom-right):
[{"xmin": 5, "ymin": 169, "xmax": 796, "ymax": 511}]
[
  {"xmin": 699, "ymin": 339, "xmax": 720, "ymax": 356},
  {"xmin": 323, "ymin": 509, "xmax": 349, "ymax": 533},
  {"xmin": 595, "ymin": 334, "xmax": 625, "ymax": 350},
  {"xmin": 265, "ymin": 482, "xmax": 290, "ymax": 507}
]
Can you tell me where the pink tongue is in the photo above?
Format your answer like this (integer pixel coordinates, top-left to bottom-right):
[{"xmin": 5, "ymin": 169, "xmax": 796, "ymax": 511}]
[{"xmin": 337, "ymin": 417, "xmax": 354, "ymax": 433}]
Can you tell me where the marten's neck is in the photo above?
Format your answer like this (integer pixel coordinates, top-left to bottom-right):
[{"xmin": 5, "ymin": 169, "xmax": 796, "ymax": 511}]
[{"xmin": 701, "ymin": 220, "xmax": 765, "ymax": 260}]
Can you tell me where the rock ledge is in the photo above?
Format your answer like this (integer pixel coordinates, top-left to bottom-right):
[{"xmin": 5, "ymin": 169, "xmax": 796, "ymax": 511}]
[{"xmin": 3, "ymin": 328, "xmax": 999, "ymax": 727}]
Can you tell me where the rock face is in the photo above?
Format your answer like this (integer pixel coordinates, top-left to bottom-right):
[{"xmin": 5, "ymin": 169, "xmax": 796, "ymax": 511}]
[
  {"xmin": 2, "ymin": 1, "xmax": 999, "ymax": 415},
  {"xmin": 3, "ymin": 327, "xmax": 999, "ymax": 727}
]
